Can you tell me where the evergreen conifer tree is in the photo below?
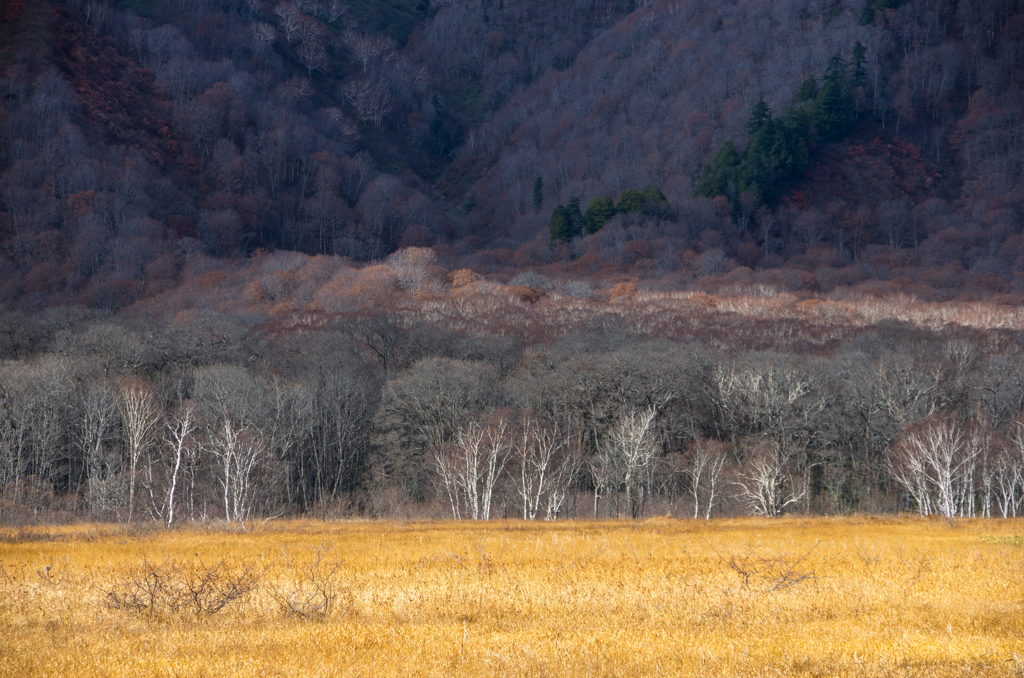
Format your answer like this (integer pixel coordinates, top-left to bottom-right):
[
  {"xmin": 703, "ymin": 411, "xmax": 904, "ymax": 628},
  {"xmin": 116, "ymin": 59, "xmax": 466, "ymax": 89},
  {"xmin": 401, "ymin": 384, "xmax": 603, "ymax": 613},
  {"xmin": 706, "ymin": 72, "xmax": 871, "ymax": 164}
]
[
  {"xmin": 812, "ymin": 54, "xmax": 854, "ymax": 140},
  {"xmin": 851, "ymin": 41, "xmax": 868, "ymax": 88},
  {"xmin": 797, "ymin": 76, "xmax": 819, "ymax": 102},
  {"xmin": 616, "ymin": 188, "xmax": 646, "ymax": 213},
  {"xmin": 694, "ymin": 140, "xmax": 740, "ymax": 199},
  {"xmin": 584, "ymin": 196, "xmax": 616, "ymax": 233},
  {"xmin": 566, "ymin": 196, "xmax": 584, "ymax": 233},
  {"xmin": 748, "ymin": 99, "xmax": 771, "ymax": 136},
  {"xmin": 549, "ymin": 204, "xmax": 574, "ymax": 242}
]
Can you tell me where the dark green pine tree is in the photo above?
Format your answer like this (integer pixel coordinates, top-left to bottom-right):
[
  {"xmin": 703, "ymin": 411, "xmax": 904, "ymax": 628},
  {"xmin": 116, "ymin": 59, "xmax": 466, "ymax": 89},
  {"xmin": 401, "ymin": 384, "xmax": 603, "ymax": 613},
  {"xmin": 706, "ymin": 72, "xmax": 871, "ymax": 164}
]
[
  {"xmin": 780, "ymin": 106, "xmax": 811, "ymax": 172},
  {"xmin": 743, "ymin": 130, "xmax": 789, "ymax": 206},
  {"xmin": 738, "ymin": 120, "xmax": 786, "ymax": 204},
  {"xmin": 430, "ymin": 92, "xmax": 452, "ymax": 152},
  {"xmin": 640, "ymin": 185, "xmax": 675, "ymax": 220},
  {"xmin": 748, "ymin": 98, "xmax": 771, "ymax": 136},
  {"xmin": 862, "ymin": 0, "xmax": 904, "ymax": 24},
  {"xmin": 549, "ymin": 204, "xmax": 574, "ymax": 242},
  {"xmin": 693, "ymin": 139, "xmax": 740, "ymax": 199},
  {"xmin": 616, "ymin": 188, "xmax": 646, "ymax": 213},
  {"xmin": 584, "ymin": 196, "xmax": 615, "ymax": 233},
  {"xmin": 797, "ymin": 76, "xmax": 819, "ymax": 102},
  {"xmin": 825, "ymin": 53, "xmax": 848, "ymax": 82},
  {"xmin": 812, "ymin": 54, "xmax": 854, "ymax": 140},
  {"xmin": 737, "ymin": 101, "xmax": 777, "ymax": 203},
  {"xmin": 813, "ymin": 79, "xmax": 854, "ymax": 140},
  {"xmin": 859, "ymin": 0, "xmax": 876, "ymax": 25},
  {"xmin": 642, "ymin": 185, "xmax": 667, "ymax": 203},
  {"xmin": 851, "ymin": 41, "xmax": 868, "ymax": 88},
  {"xmin": 566, "ymin": 196, "xmax": 584, "ymax": 233}
]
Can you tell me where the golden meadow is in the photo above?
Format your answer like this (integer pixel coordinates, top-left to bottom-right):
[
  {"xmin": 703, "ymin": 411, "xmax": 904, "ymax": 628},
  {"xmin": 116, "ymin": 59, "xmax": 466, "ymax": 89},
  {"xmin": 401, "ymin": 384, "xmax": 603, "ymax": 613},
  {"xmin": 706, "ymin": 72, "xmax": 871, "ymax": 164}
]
[{"xmin": 1, "ymin": 518, "xmax": 1022, "ymax": 677}]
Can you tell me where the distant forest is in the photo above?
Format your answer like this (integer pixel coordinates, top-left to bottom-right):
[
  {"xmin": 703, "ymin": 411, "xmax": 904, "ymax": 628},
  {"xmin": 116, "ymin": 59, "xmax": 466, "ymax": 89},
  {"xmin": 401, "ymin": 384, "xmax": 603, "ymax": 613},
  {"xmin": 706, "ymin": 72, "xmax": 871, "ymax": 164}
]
[{"xmin": 0, "ymin": 0, "xmax": 1023, "ymax": 523}]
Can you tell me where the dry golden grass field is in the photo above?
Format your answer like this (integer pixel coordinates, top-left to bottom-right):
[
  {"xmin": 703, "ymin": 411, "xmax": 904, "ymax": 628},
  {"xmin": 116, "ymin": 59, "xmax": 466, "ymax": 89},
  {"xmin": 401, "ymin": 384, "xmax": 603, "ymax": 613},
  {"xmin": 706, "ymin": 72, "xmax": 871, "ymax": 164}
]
[{"xmin": 1, "ymin": 518, "xmax": 1022, "ymax": 677}]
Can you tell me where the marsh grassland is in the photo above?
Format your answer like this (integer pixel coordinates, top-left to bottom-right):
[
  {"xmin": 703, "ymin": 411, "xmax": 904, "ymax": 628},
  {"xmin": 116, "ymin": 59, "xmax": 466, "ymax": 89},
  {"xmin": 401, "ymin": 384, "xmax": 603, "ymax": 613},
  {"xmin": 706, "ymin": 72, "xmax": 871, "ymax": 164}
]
[{"xmin": 1, "ymin": 518, "xmax": 1022, "ymax": 677}]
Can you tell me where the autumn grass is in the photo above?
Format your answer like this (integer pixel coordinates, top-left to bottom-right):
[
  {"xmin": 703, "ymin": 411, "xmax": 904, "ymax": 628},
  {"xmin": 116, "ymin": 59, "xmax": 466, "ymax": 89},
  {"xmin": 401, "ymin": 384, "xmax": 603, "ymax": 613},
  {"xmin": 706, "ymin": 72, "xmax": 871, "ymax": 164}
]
[{"xmin": 1, "ymin": 517, "xmax": 1022, "ymax": 677}]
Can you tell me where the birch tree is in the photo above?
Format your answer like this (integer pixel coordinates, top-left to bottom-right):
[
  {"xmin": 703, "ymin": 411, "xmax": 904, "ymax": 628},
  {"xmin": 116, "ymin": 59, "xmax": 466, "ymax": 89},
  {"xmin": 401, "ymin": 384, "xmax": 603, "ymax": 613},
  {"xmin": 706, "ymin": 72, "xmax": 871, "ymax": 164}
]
[
  {"xmin": 164, "ymin": 402, "xmax": 197, "ymax": 527},
  {"xmin": 685, "ymin": 437, "xmax": 728, "ymax": 519},
  {"xmin": 600, "ymin": 408, "xmax": 660, "ymax": 519},
  {"xmin": 734, "ymin": 441, "xmax": 805, "ymax": 517},
  {"xmin": 118, "ymin": 377, "xmax": 161, "ymax": 523},
  {"xmin": 513, "ymin": 414, "xmax": 578, "ymax": 520},
  {"xmin": 889, "ymin": 415, "xmax": 981, "ymax": 518},
  {"xmin": 208, "ymin": 418, "xmax": 267, "ymax": 526},
  {"xmin": 433, "ymin": 417, "xmax": 511, "ymax": 520},
  {"xmin": 74, "ymin": 382, "xmax": 118, "ymax": 514}
]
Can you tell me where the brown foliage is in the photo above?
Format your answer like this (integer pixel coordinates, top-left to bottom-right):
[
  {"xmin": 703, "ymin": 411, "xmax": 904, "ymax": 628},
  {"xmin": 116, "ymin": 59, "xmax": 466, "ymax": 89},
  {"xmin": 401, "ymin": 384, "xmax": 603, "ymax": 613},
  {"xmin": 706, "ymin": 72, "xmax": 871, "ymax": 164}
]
[
  {"xmin": 50, "ymin": 7, "xmax": 185, "ymax": 172},
  {"xmin": 451, "ymin": 269, "xmax": 482, "ymax": 288},
  {"xmin": 609, "ymin": 282, "xmax": 638, "ymax": 302},
  {"xmin": 511, "ymin": 285, "xmax": 545, "ymax": 304}
]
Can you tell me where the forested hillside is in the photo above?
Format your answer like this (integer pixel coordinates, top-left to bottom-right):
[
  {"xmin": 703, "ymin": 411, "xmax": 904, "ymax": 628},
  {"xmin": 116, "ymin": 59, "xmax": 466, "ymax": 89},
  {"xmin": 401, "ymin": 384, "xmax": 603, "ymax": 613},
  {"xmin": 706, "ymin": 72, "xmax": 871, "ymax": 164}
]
[
  {"xmin": 1, "ymin": 0, "xmax": 1022, "ymax": 307},
  {"xmin": 441, "ymin": 0, "xmax": 1023, "ymax": 295},
  {"xmin": 1, "ymin": 0, "xmax": 1024, "ymax": 523}
]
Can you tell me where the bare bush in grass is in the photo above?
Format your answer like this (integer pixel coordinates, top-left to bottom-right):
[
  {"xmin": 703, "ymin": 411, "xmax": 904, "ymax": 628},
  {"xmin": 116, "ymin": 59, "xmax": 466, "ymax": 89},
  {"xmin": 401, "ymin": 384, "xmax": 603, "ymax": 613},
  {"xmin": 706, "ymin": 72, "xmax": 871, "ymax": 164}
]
[
  {"xmin": 270, "ymin": 542, "xmax": 351, "ymax": 620},
  {"xmin": 708, "ymin": 541, "xmax": 818, "ymax": 592},
  {"xmin": 102, "ymin": 556, "xmax": 264, "ymax": 616}
]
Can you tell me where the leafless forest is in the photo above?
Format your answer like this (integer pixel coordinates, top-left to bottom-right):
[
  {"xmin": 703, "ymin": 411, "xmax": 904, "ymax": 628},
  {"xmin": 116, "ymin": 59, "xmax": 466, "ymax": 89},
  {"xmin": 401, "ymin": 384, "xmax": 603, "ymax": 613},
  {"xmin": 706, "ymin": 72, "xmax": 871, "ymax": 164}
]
[
  {"xmin": 1, "ymin": 0, "xmax": 1023, "ymax": 522},
  {"xmin": 3, "ymin": 283, "xmax": 1024, "ymax": 522}
]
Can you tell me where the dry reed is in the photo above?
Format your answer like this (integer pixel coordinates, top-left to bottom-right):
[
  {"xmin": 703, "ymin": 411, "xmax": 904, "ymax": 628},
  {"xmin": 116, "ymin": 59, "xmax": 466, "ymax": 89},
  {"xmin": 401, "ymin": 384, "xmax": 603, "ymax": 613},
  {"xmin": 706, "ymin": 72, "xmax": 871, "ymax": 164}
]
[{"xmin": 1, "ymin": 517, "xmax": 1021, "ymax": 677}]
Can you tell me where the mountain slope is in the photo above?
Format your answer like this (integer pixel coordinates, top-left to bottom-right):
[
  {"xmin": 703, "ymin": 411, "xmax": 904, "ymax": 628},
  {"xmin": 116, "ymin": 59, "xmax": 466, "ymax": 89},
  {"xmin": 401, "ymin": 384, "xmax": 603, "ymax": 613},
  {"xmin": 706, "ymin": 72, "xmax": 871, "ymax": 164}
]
[{"xmin": 0, "ymin": 0, "xmax": 1022, "ymax": 311}]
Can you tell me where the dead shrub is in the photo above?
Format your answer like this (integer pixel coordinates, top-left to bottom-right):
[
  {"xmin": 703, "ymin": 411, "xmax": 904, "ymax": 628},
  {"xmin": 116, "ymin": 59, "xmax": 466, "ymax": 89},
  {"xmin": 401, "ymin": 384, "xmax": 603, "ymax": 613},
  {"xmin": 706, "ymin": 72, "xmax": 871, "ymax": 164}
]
[
  {"xmin": 512, "ymin": 285, "xmax": 546, "ymax": 304},
  {"xmin": 707, "ymin": 541, "xmax": 818, "ymax": 592},
  {"xmin": 102, "ymin": 556, "xmax": 265, "ymax": 616},
  {"xmin": 270, "ymin": 542, "xmax": 351, "ymax": 620}
]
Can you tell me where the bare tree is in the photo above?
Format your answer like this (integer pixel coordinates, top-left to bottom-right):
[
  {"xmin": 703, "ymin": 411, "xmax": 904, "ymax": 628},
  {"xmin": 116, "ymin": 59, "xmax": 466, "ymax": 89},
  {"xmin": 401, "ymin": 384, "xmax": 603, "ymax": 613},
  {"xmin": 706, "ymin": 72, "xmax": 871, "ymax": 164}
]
[
  {"xmin": 319, "ymin": 0, "xmax": 346, "ymax": 23},
  {"xmin": 433, "ymin": 439, "xmax": 463, "ymax": 519},
  {"xmin": 29, "ymin": 360, "xmax": 74, "ymax": 501},
  {"xmin": 513, "ymin": 414, "xmax": 577, "ymax": 520},
  {"xmin": 685, "ymin": 437, "xmax": 728, "ymax": 519},
  {"xmin": 273, "ymin": 3, "xmax": 303, "ymax": 44},
  {"xmin": 0, "ymin": 367, "xmax": 32, "ymax": 507},
  {"xmin": 734, "ymin": 441, "xmax": 805, "ymax": 517},
  {"xmin": 995, "ymin": 417, "xmax": 1024, "ymax": 518},
  {"xmin": 305, "ymin": 364, "xmax": 377, "ymax": 505},
  {"xmin": 295, "ymin": 0, "xmax": 320, "ymax": 16},
  {"xmin": 74, "ymin": 381, "xmax": 119, "ymax": 515},
  {"xmin": 208, "ymin": 418, "xmax": 267, "ymax": 526},
  {"xmin": 0, "ymin": 359, "xmax": 74, "ymax": 514},
  {"xmin": 343, "ymin": 78, "xmax": 393, "ymax": 128},
  {"xmin": 433, "ymin": 416, "xmax": 511, "ymax": 520},
  {"xmin": 964, "ymin": 418, "xmax": 995, "ymax": 517},
  {"xmin": 375, "ymin": 357, "xmax": 498, "ymax": 501},
  {"xmin": 164, "ymin": 402, "xmax": 197, "ymax": 527},
  {"xmin": 889, "ymin": 415, "xmax": 981, "ymax": 518},
  {"xmin": 297, "ymin": 40, "xmax": 328, "ymax": 76},
  {"xmin": 118, "ymin": 377, "xmax": 161, "ymax": 523},
  {"xmin": 600, "ymin": 408, "xmax": 660, "ymax": 518},
  {"xmin": 877, "ymin": 199, "xmax": 911, "ymax": 248},
  {"xmin": 347, "ymin": 34, "xmax": 394, "ymax": 73},
  {"xmin": 249, "ymin": 22, "xmax": 277, "ymax": 57},
  {"xmin": 322, "ymin": 107, "xmax": 360, "ymax": 146},
  {"xmin": 590, "ymin": 435, "xmax": 620, "ymax": 518},
  {"xmin": 294, "ymin": 15, "xmax": 326, "ymax": 45}
]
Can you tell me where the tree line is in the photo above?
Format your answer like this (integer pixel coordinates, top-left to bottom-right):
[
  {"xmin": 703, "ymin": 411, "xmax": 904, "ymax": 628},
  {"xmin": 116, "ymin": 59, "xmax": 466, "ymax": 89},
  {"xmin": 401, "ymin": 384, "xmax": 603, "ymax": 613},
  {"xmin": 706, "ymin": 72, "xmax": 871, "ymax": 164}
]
[{"xmin": 2, "ymin": 304, "xmax": 1023, "ymax": 524}]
